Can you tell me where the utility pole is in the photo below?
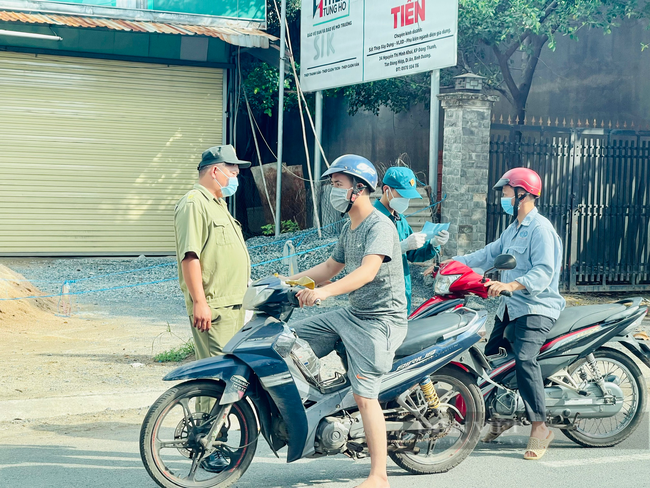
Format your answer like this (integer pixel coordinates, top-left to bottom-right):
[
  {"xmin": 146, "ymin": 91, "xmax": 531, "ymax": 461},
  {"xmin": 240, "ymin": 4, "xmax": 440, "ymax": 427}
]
[
  {"xmin": 313, "ymin": 90, "xmax": 323, "ymax": 228},
  {"xmin": 274, "ymin": 0, "xmax": 287, "ymax": 236},
  {"xmin": 428, "ymin": 69, "xmax": 440, "ymax": 200}
]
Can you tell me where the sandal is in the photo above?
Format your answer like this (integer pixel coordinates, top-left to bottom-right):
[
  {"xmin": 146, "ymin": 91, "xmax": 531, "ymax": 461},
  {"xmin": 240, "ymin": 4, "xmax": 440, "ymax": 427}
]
[
  {"xmin": 481, "ymin": 420, "xmax": 514, "ymax": 443},
  {"xmin": 524, "ymin": 430, "xmax": 554, "ymax": 460}
]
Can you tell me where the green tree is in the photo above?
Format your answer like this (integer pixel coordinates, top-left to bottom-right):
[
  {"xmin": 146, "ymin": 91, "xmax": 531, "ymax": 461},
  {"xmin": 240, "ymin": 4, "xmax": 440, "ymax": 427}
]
[
  {"xmin": 240, "ymin": 0, "xmax": 302, "ymax": 117},
  {"xmin": 243, "ymin": 1, "xmax": 647, "ymax": 122},
  {"xmin": 344, "ymin": 1, "xmax": 647, "ymax": 121}
]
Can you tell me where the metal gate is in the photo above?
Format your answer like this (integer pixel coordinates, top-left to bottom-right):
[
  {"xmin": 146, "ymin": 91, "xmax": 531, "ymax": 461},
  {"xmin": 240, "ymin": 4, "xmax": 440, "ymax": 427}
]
[{"xmin": 488, "ymin": 122, "xmax": 650, "ymax": 292}]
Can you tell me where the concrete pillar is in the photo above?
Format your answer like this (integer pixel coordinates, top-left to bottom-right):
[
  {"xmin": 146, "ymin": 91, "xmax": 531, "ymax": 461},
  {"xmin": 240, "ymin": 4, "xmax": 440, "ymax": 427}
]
[{"xmin": 437, "ymin": 92, "xmax": 498, "ymax": 258}]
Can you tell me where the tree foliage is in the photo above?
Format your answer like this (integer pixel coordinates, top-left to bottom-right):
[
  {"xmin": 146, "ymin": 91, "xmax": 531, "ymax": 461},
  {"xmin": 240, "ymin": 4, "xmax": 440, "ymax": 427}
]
[
  {"xmin": 241, "ymin": 1, "xmax": 648, "ymax": 121},
  {"xmin": 240, "ymin": 0, "xmax": 302, "ymax": 117},
  {"xmin": 346, "ymin": 0, "xmax": 648, "ymax": 120}
]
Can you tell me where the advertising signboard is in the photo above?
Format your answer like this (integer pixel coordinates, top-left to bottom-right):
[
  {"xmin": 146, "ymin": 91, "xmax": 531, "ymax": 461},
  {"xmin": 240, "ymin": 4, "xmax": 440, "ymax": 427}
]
[{"xmin": 301, "ymin": 0, "xmax": 458, "ymax": 92}]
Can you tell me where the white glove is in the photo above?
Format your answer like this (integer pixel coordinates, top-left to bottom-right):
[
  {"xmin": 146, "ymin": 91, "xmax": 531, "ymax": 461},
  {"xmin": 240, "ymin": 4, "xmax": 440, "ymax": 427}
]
[
  {"xmin": 401, "ymin": 232, "xmax": 427, "ymax": 253},
  {"xmin": 434, "ymin": 230, "xmax": 450, "ymax": 247}
]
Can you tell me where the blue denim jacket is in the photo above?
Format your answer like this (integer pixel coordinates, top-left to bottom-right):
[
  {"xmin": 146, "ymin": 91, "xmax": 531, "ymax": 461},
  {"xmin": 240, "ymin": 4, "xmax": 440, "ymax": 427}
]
[{"xmin": 454, "ymin": 208, "xmax": 566, "ymax": 321}]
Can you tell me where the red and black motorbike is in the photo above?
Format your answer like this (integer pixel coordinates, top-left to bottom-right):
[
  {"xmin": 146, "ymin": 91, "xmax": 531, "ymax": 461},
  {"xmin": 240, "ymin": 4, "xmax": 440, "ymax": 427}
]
[{"xmin": 411, "ymin": 255, "xmax": 650, "ymax": 447}]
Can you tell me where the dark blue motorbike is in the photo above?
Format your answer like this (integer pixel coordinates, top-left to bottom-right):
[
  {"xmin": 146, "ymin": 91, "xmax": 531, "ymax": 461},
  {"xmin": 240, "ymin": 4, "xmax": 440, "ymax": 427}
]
[{"xmin": 140, "ymin": 277, "xmax": 490, "ymax": 488}]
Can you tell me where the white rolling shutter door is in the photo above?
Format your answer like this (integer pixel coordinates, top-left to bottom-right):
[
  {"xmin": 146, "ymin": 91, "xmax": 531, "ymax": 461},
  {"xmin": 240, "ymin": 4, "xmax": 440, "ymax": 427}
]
[{"xmin": 0, "ymin": 51, "xmax": 224, "ymax": 255}]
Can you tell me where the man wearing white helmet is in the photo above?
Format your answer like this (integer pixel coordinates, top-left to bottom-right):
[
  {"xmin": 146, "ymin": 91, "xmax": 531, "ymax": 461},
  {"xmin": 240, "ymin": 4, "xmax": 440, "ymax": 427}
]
[{"xmin": 287, "ymin": 154, "xmax": 407, "ymax": 488}]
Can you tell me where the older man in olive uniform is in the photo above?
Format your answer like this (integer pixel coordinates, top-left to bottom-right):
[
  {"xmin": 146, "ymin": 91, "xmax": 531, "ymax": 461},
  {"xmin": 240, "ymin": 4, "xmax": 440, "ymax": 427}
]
[{"xmin": 174, "ymin": 145, "xmax": 251, "ymax": 362}]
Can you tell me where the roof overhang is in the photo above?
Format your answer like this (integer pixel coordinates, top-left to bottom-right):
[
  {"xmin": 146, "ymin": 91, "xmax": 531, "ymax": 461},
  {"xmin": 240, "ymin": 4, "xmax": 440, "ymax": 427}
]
[
  {"xmin": 0, "ymin": 0, "xmax": 266, "ymax": 28},
  {"xmin": 0, "ymin": 9, "xmax": 275, "ymax": 48}
]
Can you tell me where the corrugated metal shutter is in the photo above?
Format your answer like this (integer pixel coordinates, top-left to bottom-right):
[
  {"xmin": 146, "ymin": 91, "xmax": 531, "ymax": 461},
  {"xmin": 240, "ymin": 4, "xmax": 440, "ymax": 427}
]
[{"xmin": 0, "ymin": 51, "xmax": 224, "ymax": 255}]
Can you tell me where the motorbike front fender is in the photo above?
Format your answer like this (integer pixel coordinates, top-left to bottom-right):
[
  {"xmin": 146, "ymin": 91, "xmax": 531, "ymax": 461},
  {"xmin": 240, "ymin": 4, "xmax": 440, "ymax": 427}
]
[{"xmin": 163, "ymin": 354, "xmax": 252, "ymax": 405}]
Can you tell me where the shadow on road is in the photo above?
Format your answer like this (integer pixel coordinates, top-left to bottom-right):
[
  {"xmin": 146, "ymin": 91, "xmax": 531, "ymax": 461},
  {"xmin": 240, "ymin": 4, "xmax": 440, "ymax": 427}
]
[{"xmin": 0, "ymin": 444, "xmax": 153, "ymax": 488}]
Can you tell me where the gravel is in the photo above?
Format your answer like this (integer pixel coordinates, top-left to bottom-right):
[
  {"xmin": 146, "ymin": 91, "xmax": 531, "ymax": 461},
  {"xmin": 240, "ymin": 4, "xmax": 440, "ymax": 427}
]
[
  {"xmin": 10, "ymin": 227, "xmax": 626, "ymax": 333},
  {"xmin": 0, "ymin": 227, "xmax": 345, "ymax": 325},
  {"xmin": 2, "ymin": 256, "xmax": 185, "ymax": 324}
]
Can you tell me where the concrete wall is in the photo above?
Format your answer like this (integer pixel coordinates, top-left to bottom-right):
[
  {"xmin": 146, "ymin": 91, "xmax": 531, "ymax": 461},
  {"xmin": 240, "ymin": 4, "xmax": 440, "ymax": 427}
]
[
  {"xmin": 492, "ymin": 19, "xmax": 650, "ymax": 126},
  {"xmin": 321, "ymin": 95, "xmax": 434, "ymax": 179}
]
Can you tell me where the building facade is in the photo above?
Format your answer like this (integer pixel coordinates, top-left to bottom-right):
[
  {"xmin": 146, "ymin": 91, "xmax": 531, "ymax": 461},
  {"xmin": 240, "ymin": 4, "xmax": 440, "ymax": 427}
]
[{"xmin": 0, "ymin": 0, "xmax": 270, "ymax": 255}]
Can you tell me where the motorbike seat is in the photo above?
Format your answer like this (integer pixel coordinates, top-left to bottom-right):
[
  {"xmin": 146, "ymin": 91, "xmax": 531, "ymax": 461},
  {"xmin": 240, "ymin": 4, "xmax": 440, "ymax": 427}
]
[
  {"xmin": 393, "ymin": 313, "xmax": 467, "ymax": 360},
  {"xmin": 504, "ymin": 303, "xmax": 627, "ymax": 344}
]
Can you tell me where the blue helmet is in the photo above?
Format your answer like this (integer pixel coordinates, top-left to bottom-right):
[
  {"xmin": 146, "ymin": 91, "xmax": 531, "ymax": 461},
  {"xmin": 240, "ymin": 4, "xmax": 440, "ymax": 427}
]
[{"xmin": 321, "ymin": 154, "xmax": 378, "ymax": 191}]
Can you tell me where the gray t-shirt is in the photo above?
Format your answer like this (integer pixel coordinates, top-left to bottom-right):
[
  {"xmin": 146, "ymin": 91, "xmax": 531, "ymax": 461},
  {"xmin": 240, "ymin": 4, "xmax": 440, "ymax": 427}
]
[{"xmin": 331, "ymin": 209, "xmax": 407, "ymax": 322}]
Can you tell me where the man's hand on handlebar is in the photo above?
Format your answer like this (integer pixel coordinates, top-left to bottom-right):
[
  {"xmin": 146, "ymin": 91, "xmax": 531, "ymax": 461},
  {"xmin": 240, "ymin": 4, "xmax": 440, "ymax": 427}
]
[
  {"xmin": 484, "ymin": 280, "xmax": 522, "ymax": 297},
  {"xmin": 296, "ymin": 287, "xmax": 331, "ymax": 307}
]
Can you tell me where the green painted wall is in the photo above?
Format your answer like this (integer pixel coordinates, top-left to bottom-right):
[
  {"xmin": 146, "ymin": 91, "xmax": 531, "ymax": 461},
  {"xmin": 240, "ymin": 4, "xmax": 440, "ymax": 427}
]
[
  {"xmin": 39, "ymin": 0, "xmax": 265, "ymax": 21},
  {"xmin": 0, "ymin": 23, "xmax": 230, "ymax": 64}
]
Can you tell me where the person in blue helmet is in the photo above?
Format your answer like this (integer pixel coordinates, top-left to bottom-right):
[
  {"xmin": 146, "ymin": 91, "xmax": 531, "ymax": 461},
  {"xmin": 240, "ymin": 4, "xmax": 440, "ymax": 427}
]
[
  {"xmin": 374, "ymin": 167, "xmax": 449, "ymax": 311},
  {"xmin": 287, "ymin": 155, "xmax": 408, "ymax": 488}
]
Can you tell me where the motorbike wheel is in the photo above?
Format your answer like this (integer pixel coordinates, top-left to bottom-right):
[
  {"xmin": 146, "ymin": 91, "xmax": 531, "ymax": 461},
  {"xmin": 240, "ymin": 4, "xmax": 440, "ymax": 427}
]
[
  {"xmin": 563, "ymin": 348, "xmax": 647, "ymax": 448},
  {"xmin": 140, "ymin": 380, "xmax": 258, "ymax": 488},
  {"xmin": 389, "ymin": 366, "xmax": 485, "ymax": 474}
]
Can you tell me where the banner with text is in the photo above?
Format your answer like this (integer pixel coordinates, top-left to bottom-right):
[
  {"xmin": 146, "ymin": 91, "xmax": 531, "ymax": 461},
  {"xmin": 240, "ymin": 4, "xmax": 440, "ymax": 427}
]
[{"xmin": 300, "ymin": 0, "xmax": 458, "ymax": 92}]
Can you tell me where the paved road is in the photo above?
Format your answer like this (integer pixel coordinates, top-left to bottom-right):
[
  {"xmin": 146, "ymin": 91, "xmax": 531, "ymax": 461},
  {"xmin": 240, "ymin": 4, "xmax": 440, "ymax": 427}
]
[{"xmin": 1, "ymin": 408, "xmax": 648, "ymax": 488}]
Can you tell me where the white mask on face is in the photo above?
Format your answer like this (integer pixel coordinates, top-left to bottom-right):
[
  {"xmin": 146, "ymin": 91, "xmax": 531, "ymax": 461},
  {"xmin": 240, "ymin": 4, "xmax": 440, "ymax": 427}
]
[{"xmin": 387, "ymin": 188, "xmax": 410, "ymax": 214}]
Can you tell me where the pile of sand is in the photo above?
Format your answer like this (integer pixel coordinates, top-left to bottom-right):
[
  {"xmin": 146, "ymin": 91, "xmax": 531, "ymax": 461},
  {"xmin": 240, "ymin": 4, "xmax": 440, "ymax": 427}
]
[{"xmin": 0, "ymin": 264, "xmax": 58, "ymax": 320}]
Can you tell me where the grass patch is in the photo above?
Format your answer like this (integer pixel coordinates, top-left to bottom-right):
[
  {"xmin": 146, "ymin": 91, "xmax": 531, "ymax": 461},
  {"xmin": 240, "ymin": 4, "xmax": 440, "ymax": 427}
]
[{"xmin": 154, "ymin": 341, "xmax": 195, "ymax": 363}]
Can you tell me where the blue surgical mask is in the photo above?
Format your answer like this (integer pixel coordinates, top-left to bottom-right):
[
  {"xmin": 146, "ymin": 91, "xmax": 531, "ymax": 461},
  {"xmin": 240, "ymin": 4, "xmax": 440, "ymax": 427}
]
[
  {"xmin": 501, "ymin": 196, "xmax": 514, "ymax": 215},
  {"xmin": 215, "ymin": 166, "xmax": 238, "ymax": 198}
]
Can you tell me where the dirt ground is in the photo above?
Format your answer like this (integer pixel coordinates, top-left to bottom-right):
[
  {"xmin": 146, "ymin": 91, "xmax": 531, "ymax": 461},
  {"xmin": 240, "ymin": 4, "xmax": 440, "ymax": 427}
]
[{"xmin": 0, "ymin": 265, "xmax": 188, "ymax": 408}]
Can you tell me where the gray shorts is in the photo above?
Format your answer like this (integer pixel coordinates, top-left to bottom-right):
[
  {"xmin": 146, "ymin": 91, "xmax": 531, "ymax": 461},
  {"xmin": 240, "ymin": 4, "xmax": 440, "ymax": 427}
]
[{"xmin": 290, "ymin": 308, "xmax": 408, "ymax": 399}]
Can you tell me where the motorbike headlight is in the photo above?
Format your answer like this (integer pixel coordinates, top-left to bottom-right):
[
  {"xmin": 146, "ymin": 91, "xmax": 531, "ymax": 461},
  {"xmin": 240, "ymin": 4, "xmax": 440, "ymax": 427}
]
[
  {"xmin": 434, "ymin": 274, "xmax": 462, "ymax": 295},
  {"xmin": 243, "ymin": 285, "xmax": 274, "ymax": 310}
]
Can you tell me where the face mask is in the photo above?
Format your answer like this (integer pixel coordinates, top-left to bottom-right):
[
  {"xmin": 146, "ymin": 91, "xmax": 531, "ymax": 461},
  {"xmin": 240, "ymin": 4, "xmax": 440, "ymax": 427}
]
[
  {"xmin": 330, "ymin": 187, "xmax": 352, "ymax": 213},
  {"xmin": 215, "ymin": 166, "xmax": 239, "ymax": 198},
  {"xmin": 387, "ymin": 189, "xmax": 410, "ymax": 214},
  {"xmin": 501, "ymin": 196, "xmax": 514, "ymax": 215}
]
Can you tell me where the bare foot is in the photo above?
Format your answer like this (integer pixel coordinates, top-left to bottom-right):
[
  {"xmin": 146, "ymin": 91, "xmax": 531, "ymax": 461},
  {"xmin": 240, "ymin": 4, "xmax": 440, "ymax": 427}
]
[
  {"xmin": 355, "ymin": 474, "xmax": 390, "ymax": 488},
  {"xmin": 530, "ymin": 424, "xmax": 549, "ymax": 440}
]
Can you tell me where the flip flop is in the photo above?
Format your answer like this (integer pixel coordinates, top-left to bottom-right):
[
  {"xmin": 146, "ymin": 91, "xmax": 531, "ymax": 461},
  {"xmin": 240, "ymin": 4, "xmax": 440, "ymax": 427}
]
[{"xmin": 524, "ymin": 430, "xmax": 555, "ymax": 460}]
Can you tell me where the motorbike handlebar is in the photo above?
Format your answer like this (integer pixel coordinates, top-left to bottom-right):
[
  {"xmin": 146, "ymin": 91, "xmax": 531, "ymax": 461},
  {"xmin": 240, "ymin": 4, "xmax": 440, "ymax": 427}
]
[
  {"xmin": 500, "ymin": 290, "xmax": 513, "ymax": 297},
  {"xmin": 288, "ymin": 289, "xmax": 301, "ymax": 307},
  {"xmin": 288, "ymin": 288, "xmax": 323, "ymax": 307}
]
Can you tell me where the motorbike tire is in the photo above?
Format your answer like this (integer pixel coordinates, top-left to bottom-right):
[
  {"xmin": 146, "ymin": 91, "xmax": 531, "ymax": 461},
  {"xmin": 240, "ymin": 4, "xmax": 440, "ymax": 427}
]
[
  {"xmin": 563, "ymin": 348, "xmax": 647, "ymax": 448},
  {"xmin": 389, "ymin": 366, "xmax": 485, "ymax": 474},
  {"xmin": 140, "ymin": 380, "xmax": 258, "ymax": 488}
]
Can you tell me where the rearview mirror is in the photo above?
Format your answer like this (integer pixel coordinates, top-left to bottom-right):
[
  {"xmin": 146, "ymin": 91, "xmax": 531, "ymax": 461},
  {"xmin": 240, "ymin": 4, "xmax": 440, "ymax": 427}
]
[{"xmin": 494, "ymin": 254, "xmax": 517, "ymax": 270}]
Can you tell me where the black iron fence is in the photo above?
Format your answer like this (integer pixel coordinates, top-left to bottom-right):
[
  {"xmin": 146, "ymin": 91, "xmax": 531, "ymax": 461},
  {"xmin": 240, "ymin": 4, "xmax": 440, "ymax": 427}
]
[{"xmin": 488, "ymin": 123, "xmax": 650, "ymax": 292}]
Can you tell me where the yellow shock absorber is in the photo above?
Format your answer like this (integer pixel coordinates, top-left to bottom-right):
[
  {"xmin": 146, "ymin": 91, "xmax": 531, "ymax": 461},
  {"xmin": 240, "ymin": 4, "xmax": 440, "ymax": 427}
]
[{"xmin": 420, "ymin": 378, "xmax": 440, "ymax": 410}]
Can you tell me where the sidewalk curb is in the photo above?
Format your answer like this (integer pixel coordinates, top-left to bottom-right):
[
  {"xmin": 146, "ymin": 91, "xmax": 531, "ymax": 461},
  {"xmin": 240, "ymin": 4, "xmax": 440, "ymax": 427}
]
[{"xmin": 0, "ymin": 389, "xmax": 169, "ymax": 422}]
